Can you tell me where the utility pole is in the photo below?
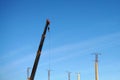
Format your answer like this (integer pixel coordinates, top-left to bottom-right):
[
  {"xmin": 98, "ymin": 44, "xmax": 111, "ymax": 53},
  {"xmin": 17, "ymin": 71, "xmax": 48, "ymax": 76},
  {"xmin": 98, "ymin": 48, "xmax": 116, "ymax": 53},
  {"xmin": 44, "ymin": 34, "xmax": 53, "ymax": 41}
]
[
  {"xmin": 77, "ymin": 73, "xmax": 80, "ymax": 80},
  {"xmin": 93, "ymin": 53, "xmax": 101, "ymax": 80},
  {"xmin": 67, "ymin": 72, "xmax": 71, "ymax": 80},
  {"xmin": 27, "ymin": 67, "xmax": 30, "ymax": 80},
  {"xmin": 48, "ymin": 70, "xmax": 51, "ymax": 80}
]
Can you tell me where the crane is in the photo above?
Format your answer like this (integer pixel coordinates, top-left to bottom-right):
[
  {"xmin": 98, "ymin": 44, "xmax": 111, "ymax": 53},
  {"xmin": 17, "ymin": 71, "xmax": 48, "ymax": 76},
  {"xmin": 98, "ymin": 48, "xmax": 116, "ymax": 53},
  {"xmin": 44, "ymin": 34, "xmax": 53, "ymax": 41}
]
[{"xmin": 29, "ymin": 19, "xmax": 50, "ymax": 80}]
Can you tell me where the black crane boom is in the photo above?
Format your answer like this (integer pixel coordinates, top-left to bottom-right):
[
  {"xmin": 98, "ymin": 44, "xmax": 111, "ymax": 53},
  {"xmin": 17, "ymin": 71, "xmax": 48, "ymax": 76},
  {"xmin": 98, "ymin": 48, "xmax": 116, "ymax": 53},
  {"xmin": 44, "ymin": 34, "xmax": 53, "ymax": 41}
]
[{"xmin": 30, "ymin": 20, "xmax": 50, "ymax": 80}]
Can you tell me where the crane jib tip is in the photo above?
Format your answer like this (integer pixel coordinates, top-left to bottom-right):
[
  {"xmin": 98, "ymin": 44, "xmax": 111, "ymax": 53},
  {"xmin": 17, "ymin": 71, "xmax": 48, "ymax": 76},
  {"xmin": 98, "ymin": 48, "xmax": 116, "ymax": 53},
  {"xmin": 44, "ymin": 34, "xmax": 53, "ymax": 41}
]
[{"xmin": 46, "ymin": 19, "xmax": 50, "ymax": 25}]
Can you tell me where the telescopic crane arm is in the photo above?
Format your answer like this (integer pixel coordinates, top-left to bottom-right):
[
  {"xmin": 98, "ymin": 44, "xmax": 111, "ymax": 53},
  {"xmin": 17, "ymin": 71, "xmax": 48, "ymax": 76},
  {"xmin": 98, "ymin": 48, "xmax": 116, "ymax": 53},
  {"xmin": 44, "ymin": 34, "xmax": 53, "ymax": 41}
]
[{"xmin": 29, "ymin": 20, "xmax": 50, "ymax": 80}]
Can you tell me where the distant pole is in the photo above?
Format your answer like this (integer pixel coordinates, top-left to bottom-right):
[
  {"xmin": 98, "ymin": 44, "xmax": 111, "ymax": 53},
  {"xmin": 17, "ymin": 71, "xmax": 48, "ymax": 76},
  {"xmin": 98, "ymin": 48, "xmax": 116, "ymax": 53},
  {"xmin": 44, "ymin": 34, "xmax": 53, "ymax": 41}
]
[
  {"xmin": 93, "ymin": 53, "xmax": 101, "ymax": 80},
  {"xmin": 27, "ymin": 67, "xmax": 30, "ymax": 80},
  {"xmin": 75, "ymin": 72, "xmax": 80, "ymax": 80},
  {"xmin": 77, "ymin": 73, "xmax": 80, "ymax": 80},
  {"xmin": 67, "ymin": 72, "xmax": 71, "ymax": 80},
  {"xmin": 48, "ymin": 70, "xmax": 50, "ymax": 80}
]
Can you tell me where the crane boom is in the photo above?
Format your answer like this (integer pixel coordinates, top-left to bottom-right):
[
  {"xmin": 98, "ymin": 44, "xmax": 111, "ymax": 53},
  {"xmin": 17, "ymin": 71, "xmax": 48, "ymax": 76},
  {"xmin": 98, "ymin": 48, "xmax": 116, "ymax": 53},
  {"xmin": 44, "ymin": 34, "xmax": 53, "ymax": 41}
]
[{"xmin": 30, "ymin": 20, "xmax": 50, "ymax": 80}]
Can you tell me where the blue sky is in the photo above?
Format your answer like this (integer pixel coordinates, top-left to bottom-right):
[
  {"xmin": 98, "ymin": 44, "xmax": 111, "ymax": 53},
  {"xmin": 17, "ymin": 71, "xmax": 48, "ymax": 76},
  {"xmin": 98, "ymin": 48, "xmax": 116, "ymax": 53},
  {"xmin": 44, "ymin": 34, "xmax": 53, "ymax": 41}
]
[{"xmin": 0, "ymin": 0, "xmax": 120, "ymax": 80}]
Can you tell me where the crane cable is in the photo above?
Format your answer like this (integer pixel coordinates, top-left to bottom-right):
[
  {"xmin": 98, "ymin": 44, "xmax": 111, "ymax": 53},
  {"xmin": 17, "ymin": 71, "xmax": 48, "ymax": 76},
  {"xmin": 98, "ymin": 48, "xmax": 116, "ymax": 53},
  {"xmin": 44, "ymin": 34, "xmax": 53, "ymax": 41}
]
[{"xmin": 48, "ymin": 27, "xmax": 51, "ymax": 70}]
